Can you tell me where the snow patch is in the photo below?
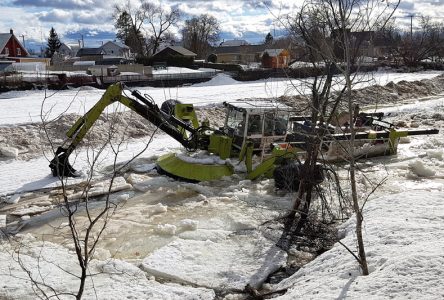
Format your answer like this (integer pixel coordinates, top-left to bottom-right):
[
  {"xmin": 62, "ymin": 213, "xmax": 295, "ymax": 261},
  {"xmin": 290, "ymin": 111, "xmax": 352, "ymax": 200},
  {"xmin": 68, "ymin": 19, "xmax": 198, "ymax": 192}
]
[{"xmin": 193, "ymin": 73, "xmax": 239, "ymax": 87}]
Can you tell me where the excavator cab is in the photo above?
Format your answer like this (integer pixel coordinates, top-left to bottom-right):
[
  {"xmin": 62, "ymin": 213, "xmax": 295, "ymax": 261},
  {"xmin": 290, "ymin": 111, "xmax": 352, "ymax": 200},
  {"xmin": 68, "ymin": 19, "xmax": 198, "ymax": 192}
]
[{"xmin": 222, "ymin": 101, "xmax": 292, "ymax": 152}]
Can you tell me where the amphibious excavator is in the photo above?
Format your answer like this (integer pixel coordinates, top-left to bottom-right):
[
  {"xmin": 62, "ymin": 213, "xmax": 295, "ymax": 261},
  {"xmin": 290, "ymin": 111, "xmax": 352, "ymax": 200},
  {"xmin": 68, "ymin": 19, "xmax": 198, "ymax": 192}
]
[{"xmin": 49, "ymin": 82, "xmax": 439, "ymax": 189}]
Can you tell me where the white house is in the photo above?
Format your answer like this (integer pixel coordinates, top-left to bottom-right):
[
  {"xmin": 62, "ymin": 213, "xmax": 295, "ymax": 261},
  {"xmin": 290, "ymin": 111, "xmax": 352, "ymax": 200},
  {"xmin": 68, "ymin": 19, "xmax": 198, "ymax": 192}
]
[
  {"xmin": 100, "ymin": 41, "xmax": 131, "ymax": 59},
  {"xmin": 57, "ymin": 43, "xmax": 80, "ymax": 58}
]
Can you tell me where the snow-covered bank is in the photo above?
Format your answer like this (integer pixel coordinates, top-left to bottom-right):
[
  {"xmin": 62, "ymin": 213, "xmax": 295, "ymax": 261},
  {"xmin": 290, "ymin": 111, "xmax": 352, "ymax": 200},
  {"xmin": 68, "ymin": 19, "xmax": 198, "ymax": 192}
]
[
  {"xmin": 0, "ymin": 71, "xmax": 441, "ymax": 126},
  {"xmin": 273, "ymin": 190, "xmax": 444, "ymax": 299}
]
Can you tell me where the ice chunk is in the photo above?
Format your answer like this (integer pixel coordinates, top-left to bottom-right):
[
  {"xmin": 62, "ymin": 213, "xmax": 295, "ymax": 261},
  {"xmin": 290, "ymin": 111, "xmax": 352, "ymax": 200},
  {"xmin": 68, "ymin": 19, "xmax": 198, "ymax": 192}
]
[
  {"xmin": 408, "ymin": 160, "xmax": 436, "ymax": 177},
  {"xmin": 426, "ymin": 149, "xmax": 443, "ymax": 160},
  {"xmin": 151, "ymin": 203, "xmax": 168, "ymax": 214},
  {"xmin": 133, "ymin": 176, "xmax": 174, "ymax": 192},
  {"xmin": 131, "ymin": 163, "xmax": 155, "ymax": 173},
  {"xmin": 0, "ymin": 146, "xmax": 18, "ymax": 159},
  {"xmin": 141, "ymin": 232, "xmax": 287, "ymax": 290},
  {"xmin": 155, "ymin": 224, "xmax": 176, "ymax": 235},
  {"xmin": 4, "ymin": 194, "xmax": 20, "ymax": 204},
  {"xmin": 179, "ymin": 219, "xmax": 199, "ymax": 231},
  {"xmin": 117, "ymin": 193, "xmax": 130, "ymax": 201}
]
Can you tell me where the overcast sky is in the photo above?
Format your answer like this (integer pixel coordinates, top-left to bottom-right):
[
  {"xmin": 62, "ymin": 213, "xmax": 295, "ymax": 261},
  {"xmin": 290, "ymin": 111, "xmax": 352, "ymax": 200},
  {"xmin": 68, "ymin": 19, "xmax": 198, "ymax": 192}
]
[{"xmin": 1, "ymin": 0, "xmax": 443, "ymax": 52}]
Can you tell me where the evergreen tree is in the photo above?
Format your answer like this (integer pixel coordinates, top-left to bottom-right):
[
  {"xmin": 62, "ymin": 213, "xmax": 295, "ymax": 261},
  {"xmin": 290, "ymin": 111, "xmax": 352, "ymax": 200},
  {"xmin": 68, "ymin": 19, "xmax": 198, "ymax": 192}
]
[
  {"xmin": 265, "ymin": 32, "xmax": 273, "ymax": 45},
  {"xmin": 45, "ymin": 27, "xmax": 62, "ymax": 58}
]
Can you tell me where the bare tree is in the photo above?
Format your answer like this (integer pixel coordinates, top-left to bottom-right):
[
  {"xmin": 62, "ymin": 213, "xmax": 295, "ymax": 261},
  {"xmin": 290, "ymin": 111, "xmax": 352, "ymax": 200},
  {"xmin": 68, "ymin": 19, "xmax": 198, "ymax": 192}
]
[
  {"xmin": 113, "ymin": 1, "xmax": 180, "ymax": 56},
  {"xmin": 113, "ymin": 0, "xmax": 146, "ymax": 56},
  {"xmin": 386, "ymin": 16, "xmax": 444, "ymax": 66},
  {"xmin": 279, "ymin": 0, "xmax": 400, "ymax": 275},
  {"xmin": 142, "ymin": 2, "xmax": 180, "ymax": 55},
  {"xmin": 182, "ymin": 14, "xmax": 220, "ymax": 59}
]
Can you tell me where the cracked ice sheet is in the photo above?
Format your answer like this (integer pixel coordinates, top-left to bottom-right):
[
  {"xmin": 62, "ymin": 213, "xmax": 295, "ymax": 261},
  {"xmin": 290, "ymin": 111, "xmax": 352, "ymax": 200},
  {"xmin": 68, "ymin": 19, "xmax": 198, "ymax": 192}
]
[
  {"xmin": 272, "ymin": 190, "xmax": 444, "ymax": 299},
  {"xmin": 0, "ymin": 235, "xmax": 215, "ymax": 300},
  {"xmin": 141, "ymin": 231, "xmax": 287, "ymax": 291}
]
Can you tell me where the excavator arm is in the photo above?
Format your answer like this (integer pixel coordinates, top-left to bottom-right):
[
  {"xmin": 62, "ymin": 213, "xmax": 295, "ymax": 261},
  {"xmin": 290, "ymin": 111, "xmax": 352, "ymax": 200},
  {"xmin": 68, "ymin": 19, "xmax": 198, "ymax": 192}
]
[{"xmin": 50, "ymin": 83, "xmax": 204, "ymax": 177}]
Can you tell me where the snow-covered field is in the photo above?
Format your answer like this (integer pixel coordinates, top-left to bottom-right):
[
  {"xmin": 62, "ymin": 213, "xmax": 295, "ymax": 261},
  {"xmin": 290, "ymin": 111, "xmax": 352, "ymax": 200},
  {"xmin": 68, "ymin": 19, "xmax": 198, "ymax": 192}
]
[{"xmin": 1, "ymin": 71, "xmax": 444, "ymax": 299}]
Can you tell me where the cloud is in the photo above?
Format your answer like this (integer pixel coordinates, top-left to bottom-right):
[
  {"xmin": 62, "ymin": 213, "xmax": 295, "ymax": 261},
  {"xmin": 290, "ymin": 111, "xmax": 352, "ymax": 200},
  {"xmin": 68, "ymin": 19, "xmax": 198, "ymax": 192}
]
[
  {"xmin": 13, "ymin": 0, "xmax": 106, "ymax": 9},
  {"xmin": 37, "ymin": 9, "xmax": 71, "ymax": 23}
]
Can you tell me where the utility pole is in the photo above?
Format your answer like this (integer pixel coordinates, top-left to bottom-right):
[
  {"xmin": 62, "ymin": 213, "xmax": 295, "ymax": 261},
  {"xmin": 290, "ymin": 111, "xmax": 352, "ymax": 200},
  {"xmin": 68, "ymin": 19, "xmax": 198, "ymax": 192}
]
[{"xmin": 19, "ymin": 34, "xmax": 25, "ymax": 48}]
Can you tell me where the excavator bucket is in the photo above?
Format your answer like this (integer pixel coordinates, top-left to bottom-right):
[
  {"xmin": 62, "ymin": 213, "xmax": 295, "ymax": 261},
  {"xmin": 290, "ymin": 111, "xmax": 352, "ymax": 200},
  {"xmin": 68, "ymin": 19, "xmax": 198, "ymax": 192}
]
[
  {"xmin": 49, "ymin": 148, "xmax": 80, "ymax": 178},
  {"xmin": 156, "ymin": 153, "xmax": 234, "ymax": 182}
]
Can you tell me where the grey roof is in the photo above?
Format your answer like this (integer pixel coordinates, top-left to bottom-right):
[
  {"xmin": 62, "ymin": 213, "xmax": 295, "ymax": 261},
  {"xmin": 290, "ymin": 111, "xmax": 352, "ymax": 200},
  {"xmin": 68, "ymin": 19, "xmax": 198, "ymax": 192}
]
[
  {"xmin": 168, "ymin": 46, "xmax": 196, "ymax": 56},
  {"xmin": 77, "ymin": 48, "xmax": 105, "ymax": 56},
  {"xmin": 102, "ymin": 41, "xmax": 130, "ymax": 49},
  {"xmin": 0, "ymin": 33, "xmax": 11, "ymax": 52},
  {"xmin": 154, "ymin": 46, "xmax": 196, "ymax": 57},
  {"xmin": 220, "ymin": 39, "xmax": 249, "ymax": 47}
]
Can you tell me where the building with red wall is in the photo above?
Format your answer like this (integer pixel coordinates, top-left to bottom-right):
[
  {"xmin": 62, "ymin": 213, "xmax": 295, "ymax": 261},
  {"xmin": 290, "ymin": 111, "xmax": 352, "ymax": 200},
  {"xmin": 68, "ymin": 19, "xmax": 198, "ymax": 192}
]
[{"xmin": 0, "ymin": 29, "xmax": 29, "ymax": 58}]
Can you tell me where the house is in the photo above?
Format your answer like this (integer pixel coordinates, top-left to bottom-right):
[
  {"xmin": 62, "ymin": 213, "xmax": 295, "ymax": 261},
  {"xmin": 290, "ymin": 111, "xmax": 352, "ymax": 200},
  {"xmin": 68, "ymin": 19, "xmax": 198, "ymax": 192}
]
[
  {"xmin": 58, "ymin": 43, "xmax": 79, "ymax": 57},
  {"xmin": 261, "ymin": 49, "xmax": 290, "ymax": 68},
  {"xmin": 153, "ymin": 46, "xmax": 197, "ymax": 61},
  {"xmin": 100, "ymin": 41, "xmax": 131, "ymax": 59},
  {"xmin": 212, "ymin": 44, "xmax": 266, "ymax": 64},
  {"xmin": 76, "ymin": 47, "xmax": 105, "ymax": 61},
  {"xmin": 0, "ymin": 29, "xmax": 28, "ymax": 58}
]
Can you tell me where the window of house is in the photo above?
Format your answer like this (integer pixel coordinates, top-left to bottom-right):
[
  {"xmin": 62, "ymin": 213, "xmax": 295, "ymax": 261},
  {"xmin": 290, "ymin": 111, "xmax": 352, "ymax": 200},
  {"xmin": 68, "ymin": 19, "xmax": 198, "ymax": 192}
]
[
  {"xmin": 5, "ymin": 48, "xmax": 9, "ymax": 56},
  {"xmin": 17, "ymin": 48, "xmax": 21, "ymax": 56}
]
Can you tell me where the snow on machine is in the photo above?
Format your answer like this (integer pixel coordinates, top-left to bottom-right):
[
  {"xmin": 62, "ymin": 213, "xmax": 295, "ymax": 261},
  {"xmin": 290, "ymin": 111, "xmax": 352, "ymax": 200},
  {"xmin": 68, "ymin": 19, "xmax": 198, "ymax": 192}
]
[{"xmin": 49, "ymin": 83, "xmax": 439, "ymax": 190}]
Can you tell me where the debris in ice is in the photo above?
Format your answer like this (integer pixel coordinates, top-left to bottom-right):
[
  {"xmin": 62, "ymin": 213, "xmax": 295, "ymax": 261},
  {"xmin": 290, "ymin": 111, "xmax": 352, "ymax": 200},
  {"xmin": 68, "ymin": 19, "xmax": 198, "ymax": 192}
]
[
  {"xmin": 155, "ymin": 224, "xmax": 176, "ymax": 235},
  {"xmin": 0, "ymin": 146, "xmax": 18, "ymax": 158},
  {"xmin": 141, "ymin": 232, "xmax": 287, "ymax": 290},
  {"xmin": 20, "ymin": 215, "xmax": 30, "ymax": 221},
  {"xmin": 179, "ymin": 219, "xmax": 199, "ymax": 231},
  {"xmin": 408, "ymin": 160, "xmax": 436, "ymax": 177},
  {"xmin": 4, "ymin": 194, "xmax": 20, "ymax": 204}
]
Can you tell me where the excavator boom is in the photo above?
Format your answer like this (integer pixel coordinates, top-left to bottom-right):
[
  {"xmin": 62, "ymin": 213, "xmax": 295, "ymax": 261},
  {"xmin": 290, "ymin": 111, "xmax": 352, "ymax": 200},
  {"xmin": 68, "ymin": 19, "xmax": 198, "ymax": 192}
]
[{"xmin": 49, "ymin": 83, "xmax": 202, "ymax": 177}]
